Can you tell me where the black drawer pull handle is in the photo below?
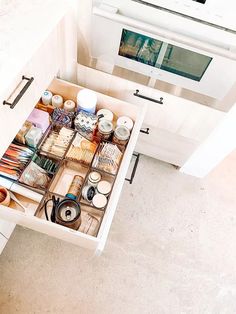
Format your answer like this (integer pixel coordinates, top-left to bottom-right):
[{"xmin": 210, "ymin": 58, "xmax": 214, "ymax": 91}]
[
  {"xmin": 125, "ymin": 152, "xmax": 140, "ymax": 185},
  {"xmin": 134, "ymin": 89, "xmax": 163, "ymax": 105},
  {"xmin": 140, "ymin": 128, "xmax": 150, "ymax": 135},
  {"xmin": 3, "ymin": 76, "xmax": 34, "ymax": 109}
]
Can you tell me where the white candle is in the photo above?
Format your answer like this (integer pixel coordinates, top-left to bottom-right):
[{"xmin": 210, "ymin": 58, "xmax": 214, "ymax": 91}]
[{"xmin": 77, "ymin": 89, "xmax": 97, "ymax": 114}]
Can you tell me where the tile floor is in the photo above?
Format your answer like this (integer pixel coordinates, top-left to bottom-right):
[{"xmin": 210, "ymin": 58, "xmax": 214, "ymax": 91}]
[{"xmin": 0, "ymin": 152, "xmax": 236, "ymax": 314}]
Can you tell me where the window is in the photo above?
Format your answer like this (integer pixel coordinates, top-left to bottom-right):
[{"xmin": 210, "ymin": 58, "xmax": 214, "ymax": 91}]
[{"xmin": 118, "ymin": 29, "xmax": 212, "ymax": 81}]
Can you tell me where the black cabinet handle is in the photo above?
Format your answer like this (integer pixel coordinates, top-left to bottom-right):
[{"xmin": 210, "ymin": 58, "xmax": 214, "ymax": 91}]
[
  {"xmin": 3, "ymin": 76, "xmax": 34, "ymax": 109},
  {"xmin": 140, "ymin": 128, "xmax": 150, "ymax": 135},
  {"xmin": 125, "ymin": 152, "xmax": 140, "ymax": 184},
  {"xmin": 134, "ymin": 89, "xmax": 163, "ymax": 105}
]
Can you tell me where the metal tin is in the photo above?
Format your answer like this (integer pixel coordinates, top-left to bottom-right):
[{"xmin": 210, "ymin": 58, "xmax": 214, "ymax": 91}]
[
  {"xmin": 97, "ymin": 119, "xmax": 113, "ymax": 141},
  {"xmin": 92, "ymin": 193, "xmax": 107, "ymax": 209},
  {"xmin": 55, "ymin": 199, "xmax": 81, "ymax": 230},
  {"xmin": 97, "ymin": 180, "xmax": 112, "ymax": 196},
  {"xmin": 82, "ymin": 185, "xmax": 96, "ymax": 202},
  {"xmin": 88, "ymin": 171, "xmax": 102, "ymax": 187},
  {"xmin": 112, "ymin": 125, "xmax": 130, "ymax": 146},
  {"xmin": 66, "ymin": 175, "xmax": 84, "ymax": 200}
]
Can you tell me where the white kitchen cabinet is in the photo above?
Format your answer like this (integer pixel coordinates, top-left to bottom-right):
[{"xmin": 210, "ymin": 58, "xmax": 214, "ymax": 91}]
[{"xmin": 76, "ymin": 64, "xmax": 225, "ymax": 166}]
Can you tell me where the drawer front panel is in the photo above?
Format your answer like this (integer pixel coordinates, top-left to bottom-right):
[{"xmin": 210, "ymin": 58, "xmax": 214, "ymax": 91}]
[
  {"xmin": 0, "ymin": 205, "xmax": 98, "ymax": 250},
  {"xmin": 0, "ymin": 78, "xmax": 146, "ymax": 253},
  {"xmin": 0, "ymin": 233, "xmax": 8, "ymax": 255}
]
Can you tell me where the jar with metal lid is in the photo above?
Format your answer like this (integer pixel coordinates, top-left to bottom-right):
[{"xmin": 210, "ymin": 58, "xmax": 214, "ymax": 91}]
[
  {"xmin": 88, "ymin": 171, "xmax": 102, "ymax": 187},
  {"xmin": 97, "ymin": 109, "xmax": 114, "ymax": 122},
  {"xmin": 112, "ymin": 125, "xmax": 130, "ymax": 147},
  {"xmin": 117, "ymin": 116, "xmax": 133, "ymax": 131},
  {"xmin": 97, "ymin": 119, "xmax": 113, "ymax": 141}
]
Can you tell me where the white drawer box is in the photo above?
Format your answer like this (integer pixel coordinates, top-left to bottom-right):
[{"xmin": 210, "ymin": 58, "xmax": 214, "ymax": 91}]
[{"xmin": 0, "ymin": 78, "xmax": 146, "ymax": 254}]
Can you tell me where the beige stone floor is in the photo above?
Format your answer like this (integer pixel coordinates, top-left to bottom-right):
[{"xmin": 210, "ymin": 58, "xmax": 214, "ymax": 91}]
[{"xmin": 0, "ymin": 153, "xmax": 236, "ymax": 314}]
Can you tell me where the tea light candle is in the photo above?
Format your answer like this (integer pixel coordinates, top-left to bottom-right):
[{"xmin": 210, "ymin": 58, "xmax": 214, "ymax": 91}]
[
  {"xmin": 52, "ymin": 95, "xmax": 63, "ymax": 108},
  {"xmin": 77, "ymin": 89, "xmax": 97, "ymax": 114},
  {"xmin": 64, "ymin": 100, "xmax": 76, "ymax": 112},
  {"xmin": 42, "ymin": 90, "xmax": 53, "ymax": 105}
]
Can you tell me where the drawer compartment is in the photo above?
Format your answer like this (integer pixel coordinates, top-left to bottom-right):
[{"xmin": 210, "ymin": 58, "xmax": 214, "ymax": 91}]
[{"xmin": 0, "ymin": 78, "xmax": 146, "ymax": 253}]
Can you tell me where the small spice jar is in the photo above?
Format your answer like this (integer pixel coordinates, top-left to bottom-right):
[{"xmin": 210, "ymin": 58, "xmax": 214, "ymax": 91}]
[
  {"xmin": 97, "ymin": 180, "xmax": 112, "ymax": 196},
  {"xmin": 97, "ymin": 119, "xmax": 113, "ymax": 141},
  {"xmin": 88, "ymin": 171, "xmax": 102, "ymax": 187},
  {"xmin": 64, "ymin": 100, "xmax": 76, "ymax": 112},
  {"xmin": 42, "ymin": 90, "xmax": 53, "ymax": 105},
  {"xmin": 52, "ymin": 95, "xmax": 63, "ymax": 108},
  {"xmin": 112, "ymin": 125, "xmax": 130, "ymax": 147}
]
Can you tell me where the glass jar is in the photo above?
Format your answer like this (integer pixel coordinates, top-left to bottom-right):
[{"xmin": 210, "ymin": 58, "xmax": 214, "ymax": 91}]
[
  {"xmin": 112, "ymin": 125, "xmax": 130, "ymax": 147},
  {"xmin": 116, "ymin": 116, "xmax": 133, "ymax": 131},
  {"xmin": 97, "ymin": 119, "xmax": 113, "ymax": 141},
  {"xmin": 97, "ymin": 109, "xmax": 114, "ymax": 122}
]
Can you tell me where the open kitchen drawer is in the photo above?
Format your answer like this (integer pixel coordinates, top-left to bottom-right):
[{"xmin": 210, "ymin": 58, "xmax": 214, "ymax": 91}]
[{"xmin": 0, "ymin": 78, "xmax": 146, "ymax": 254}]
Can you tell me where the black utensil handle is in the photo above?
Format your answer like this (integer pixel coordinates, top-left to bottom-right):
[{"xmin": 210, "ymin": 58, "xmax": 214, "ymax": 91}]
[
  {"xmin": 133, "ymin": 89, "xmax": 163, "ymax": 105},
  {"xmin": 3, "ymin": 76, "xmax": 34, "ymax": 109},
  {"xmin": 125, "ymin": 152, "xmax": 140, "ymax": 185}
]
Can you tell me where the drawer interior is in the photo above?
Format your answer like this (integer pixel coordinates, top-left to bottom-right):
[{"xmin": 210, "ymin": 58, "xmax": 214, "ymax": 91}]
[
  {"xmin": 0, "ymin": 78, "xmax": 142, "ymax": 246},
  {"xmin": 8, "ymin": 193, "xmax": 39, "ymax": 216}
]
